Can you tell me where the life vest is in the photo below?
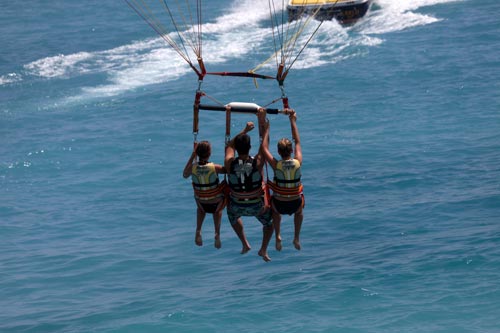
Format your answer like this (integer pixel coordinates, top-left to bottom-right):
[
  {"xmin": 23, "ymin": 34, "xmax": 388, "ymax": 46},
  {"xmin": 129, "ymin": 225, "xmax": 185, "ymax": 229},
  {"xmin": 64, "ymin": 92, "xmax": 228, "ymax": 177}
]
[
  {"xmin": 270, "ymin": 158, "xmax": 303, "ymax": 198},
  {"xmin": 191, "ymin": 162, "xmax": 225, "ymax": 201},
  {"xmin": 228, "ymin": 157, "xmax": 264, "ymax": 202}
]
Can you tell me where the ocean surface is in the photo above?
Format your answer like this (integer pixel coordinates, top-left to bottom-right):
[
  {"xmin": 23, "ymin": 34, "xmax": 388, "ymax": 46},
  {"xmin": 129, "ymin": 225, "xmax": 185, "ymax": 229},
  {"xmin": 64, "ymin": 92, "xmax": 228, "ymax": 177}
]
[{"xmin": 1, "ymin": 0, "xmax": 499, "ymax": 332}]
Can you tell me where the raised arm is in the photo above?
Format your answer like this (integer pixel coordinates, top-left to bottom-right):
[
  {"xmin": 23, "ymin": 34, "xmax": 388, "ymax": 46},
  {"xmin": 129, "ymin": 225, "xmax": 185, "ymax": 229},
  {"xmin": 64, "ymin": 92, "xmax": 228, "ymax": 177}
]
[
  {"xmin": 289, "ymin": 110, "xmax": 302, "ymax": 164},
  {"xmin": 183, "ymin": 142, "xmax": 198, "ymax": 178},
  {"xmin": 258, "ymin": 108, "xmax": 277, "ymax": 170},
  {"xmin": 214, "ymin": 164, "xmax": 226, "ymax": 175}
]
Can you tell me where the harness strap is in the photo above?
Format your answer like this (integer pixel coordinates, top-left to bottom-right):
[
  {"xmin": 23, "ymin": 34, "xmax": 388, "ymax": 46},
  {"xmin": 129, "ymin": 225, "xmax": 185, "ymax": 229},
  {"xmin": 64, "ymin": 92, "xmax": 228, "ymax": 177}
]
[
  {"xmin": 194, "ymin": 181, "xmax": 229, "ymax": 214},
  {"xmin": 267, "ymin": 181, "xmax": 303, "ymax": 197},
  {"xmin": 193, "ymin": 180, "xmax": 228, "ymax": 201},
  {"xmin": 230, "ymin": 186, "xmax": 264, "ymax": 200},
  {"xmin": 193, "ymin": 180, "xmax": 219, "ymax": 189},
  {"xmin": 225, "ymin": 105, "xmax": 231, "ymax": 144},
  {"xmin": 193, "ymin": 90, "xmax": 203, "ymax": 137},
  {"xmin": 274, "ymin": 177, "xmax": 301, "ymax": 185}
]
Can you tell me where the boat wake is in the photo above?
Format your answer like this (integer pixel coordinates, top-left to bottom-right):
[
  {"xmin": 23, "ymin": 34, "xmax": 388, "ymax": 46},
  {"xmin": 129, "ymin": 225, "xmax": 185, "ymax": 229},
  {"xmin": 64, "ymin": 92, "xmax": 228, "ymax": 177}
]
[
  {"xmin": 2, "ymin": 0, "xmax": 462, "ymax": 102},
  {"xmin": 361, "ymin": 0, "xmax": 463, "ymax": 35}
]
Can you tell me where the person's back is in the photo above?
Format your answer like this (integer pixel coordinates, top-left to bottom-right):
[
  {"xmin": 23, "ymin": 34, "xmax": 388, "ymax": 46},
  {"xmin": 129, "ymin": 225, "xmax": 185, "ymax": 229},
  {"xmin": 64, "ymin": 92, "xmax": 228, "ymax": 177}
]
[
  {"xmin": 224, "ymin": 122, "xmax": 273, "ymax": 262},
  {"xmin": 228, "ymin": 156, "xmax": 264, "ymax": 204},
  {"xmin": 260, "ymin": 109, "xmax": 304, "ymax": 251},
  {"xmin": 191, "ymin": 161, "xmax": 226, "ymax": 212},
  {"xmin": 192, "ymin": 162, "xmax": 220, "ymax": 191},
  {"xmin": 183, "ymin": 141, "xmax": 226, "ymax": 248},
  {"xmin": 274, "ymin": 158, "xmax": 302, "ymax": 189}
]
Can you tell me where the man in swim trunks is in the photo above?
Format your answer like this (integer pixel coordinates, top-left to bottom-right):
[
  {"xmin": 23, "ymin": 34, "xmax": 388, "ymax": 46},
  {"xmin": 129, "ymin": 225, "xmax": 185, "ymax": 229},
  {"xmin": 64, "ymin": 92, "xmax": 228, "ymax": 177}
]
[
  {"xmin": 260, "ymin": 108, "xmax": 304, "ymax": 251},
  {"xmin": 183, "ymin": 141, "xmax": 226, "ymax": 249},
  {"xmin": 224, "ymin": 119, "xmax": 274, "ymax": 262}
]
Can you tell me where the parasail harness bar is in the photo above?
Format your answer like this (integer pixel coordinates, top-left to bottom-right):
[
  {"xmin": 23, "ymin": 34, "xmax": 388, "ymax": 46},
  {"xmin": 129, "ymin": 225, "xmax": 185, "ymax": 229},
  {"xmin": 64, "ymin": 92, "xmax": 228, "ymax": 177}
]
[{"xmin": 198, "ymin": 102, "xmax": 283, "ymax": 115}]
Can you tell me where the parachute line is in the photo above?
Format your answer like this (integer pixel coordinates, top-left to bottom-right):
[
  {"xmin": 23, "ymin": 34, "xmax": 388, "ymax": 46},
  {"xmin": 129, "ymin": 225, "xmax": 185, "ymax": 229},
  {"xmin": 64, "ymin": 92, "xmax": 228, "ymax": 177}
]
[
  {"xmin": 125, "ymin": 0, "xmax": 204, "ymax": 78},
  {"xmin": 253, "ymin": 0, "xmax": 324, "ymax": 82}
]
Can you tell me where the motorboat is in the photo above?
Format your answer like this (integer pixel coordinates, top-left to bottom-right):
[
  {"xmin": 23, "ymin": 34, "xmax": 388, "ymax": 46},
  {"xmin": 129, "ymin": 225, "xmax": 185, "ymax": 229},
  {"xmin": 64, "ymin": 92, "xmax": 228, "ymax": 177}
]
[{"xmin": 287, "ymin": 0, "xmax": 373, "ymax": 24}]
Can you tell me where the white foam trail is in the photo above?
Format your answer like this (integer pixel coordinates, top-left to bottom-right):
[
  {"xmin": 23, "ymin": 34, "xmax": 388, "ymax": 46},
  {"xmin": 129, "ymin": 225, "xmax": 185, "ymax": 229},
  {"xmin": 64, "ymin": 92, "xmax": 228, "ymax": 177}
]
[
  {"xmin": 79, "ymin": 45, "xmax": 189, "ymax": 98},
  {"xmin": 293, "ymin": 20, "xmax": 383, "ymax": 69},
  {"xmin": 362, "ymin": 0, "xmax": 464, "ymax": 34},
  {"xmin": 292, "ymin": 0, "xmax": 464, "ymax": 67},
  {"xmin": 203, "ymin": 0, "xmax": 273, "ymax": 33},
  {"xmin": 9, "ymin": 0, "xmax": 462, "ymax": 99},
  {"xmin": 379, "ymin": 0, "xmax": 463, "ymax": 12},
  {"xmin": 24, "ymin": 52, "xmax": 94, "ymax": 78},
  {"xmin": 24, "ymin": 38, "xmax": 173, "ymax": 93},
  {"xmin": 0, "ymin": 73, "xmax": 22, "ymax": 85}
]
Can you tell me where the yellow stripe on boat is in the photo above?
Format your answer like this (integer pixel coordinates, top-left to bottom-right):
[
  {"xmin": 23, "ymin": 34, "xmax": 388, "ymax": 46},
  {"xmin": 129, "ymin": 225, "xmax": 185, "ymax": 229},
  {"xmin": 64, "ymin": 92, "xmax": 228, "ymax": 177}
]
[{"xmin": 289, "ymin": 0, "xmax": 353, "ymax": 5}]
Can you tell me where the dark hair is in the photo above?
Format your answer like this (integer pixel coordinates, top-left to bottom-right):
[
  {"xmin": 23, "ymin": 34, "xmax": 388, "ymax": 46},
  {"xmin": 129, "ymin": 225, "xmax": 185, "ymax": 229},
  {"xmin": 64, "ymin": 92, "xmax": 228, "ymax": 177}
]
[
  {"xmin": 277, "ymin": 138, "xmax": 293, "ymax": 158},
  {"xmin": 196, "ymin": 141, "xmax": 211, "ymax": 160},
  {"xmin": 234, "ymin": 133, "xmax": 251, "ymax": 155}
]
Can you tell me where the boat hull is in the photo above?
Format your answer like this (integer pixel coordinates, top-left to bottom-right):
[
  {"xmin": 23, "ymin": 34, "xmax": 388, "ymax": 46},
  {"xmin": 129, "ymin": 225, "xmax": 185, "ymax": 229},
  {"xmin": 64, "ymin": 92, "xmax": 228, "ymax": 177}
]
[{"xmin": 287, "ymin": 0, "xmax": 372, "ymax": 25}]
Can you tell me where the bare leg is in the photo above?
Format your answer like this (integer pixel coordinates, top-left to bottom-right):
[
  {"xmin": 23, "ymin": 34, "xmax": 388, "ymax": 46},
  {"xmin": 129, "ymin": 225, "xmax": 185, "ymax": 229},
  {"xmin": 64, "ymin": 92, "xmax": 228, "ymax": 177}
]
[
  {"xmin": 195, "ymin": 207, "xmax": 205, "ymax": 246},
  {"xmin": 271, "ymin": 198, "xmax": 282, "ymax": 251},
  {"xmin": 293, "ymin": 207, "xmax": 303, "ymax": 250},
  {"xmin": 258, "ymin": 224, "xmax": 274, "ymax": 262},
  {"xmin": 273, "ymin": 210, "xmax": 282, "ymax": 251},
  {"xmin": 213, "ymin": 210, "xmax": 222, "ymax": 249},
  {"xmin": 231, "ymin": 218, "xmax": 251, "ymax": 254}
]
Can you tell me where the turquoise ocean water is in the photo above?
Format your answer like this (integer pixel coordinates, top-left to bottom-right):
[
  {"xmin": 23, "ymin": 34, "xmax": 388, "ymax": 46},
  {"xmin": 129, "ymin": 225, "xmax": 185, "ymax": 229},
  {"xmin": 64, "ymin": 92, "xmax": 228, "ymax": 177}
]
[{"xmin": 1, "ymin": 0, "xmax": 500, "ymax": 332}]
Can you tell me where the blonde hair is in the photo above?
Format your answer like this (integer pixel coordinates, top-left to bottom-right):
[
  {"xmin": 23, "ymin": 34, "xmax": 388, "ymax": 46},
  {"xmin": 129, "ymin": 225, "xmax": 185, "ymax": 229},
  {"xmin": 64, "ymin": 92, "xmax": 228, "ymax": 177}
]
[{"xmin": 277, "ymin": 138, "xmax": 293, "ymax": 158}]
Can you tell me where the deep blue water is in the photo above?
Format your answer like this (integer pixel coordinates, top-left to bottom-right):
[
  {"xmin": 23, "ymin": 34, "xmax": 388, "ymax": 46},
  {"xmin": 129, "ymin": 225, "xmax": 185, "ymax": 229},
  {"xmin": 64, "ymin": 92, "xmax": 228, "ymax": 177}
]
[{"xmin": 1, "ymin": 0, "xmax": 500, "ymax": 332}]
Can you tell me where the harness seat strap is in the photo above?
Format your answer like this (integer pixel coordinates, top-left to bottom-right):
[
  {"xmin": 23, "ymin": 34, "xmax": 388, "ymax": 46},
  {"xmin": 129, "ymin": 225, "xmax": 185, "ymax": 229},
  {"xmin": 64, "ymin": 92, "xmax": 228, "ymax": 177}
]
[{"xmin": 267, "ymin": 181, "xmax": 303, "ymax": 197}]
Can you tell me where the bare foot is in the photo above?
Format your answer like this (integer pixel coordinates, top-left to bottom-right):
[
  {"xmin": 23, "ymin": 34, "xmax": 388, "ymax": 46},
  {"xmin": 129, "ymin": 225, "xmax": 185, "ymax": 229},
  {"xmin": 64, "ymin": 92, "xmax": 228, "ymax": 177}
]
[
  {"xmin": 293, "ymin": 238, "xmax": 301, "ymax": 250},
  {"xmin": 214, "ymin": 235, "xmax": 221, "ymax": 249},
  {"xmin": 258, "ymin": 250, "xmax": 271, "ymax": 262},
  {"xmin": 195, "ymin": 232, "xmax": 202, "ymax": 246},
  {"xmin": 241, "ymin": 245, "xmax": 251, "ymax": 254},
  {"xmin": 275, "ymin": 237, "xmax": 282, "ymax": 251}
]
